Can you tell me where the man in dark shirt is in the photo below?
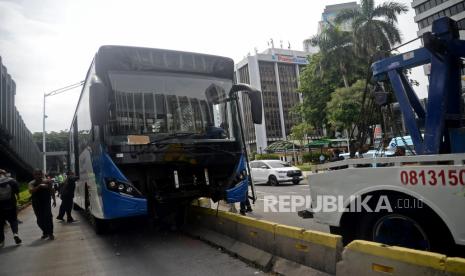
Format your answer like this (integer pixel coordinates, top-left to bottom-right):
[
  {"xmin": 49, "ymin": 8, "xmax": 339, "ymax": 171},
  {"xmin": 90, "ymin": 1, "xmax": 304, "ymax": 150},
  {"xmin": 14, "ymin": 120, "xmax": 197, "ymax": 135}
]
[
  {"xmin": 28, "ymin": 169, "xmax": 56, "ymax": 240},
  {"xmin": 0, "ymin": 169, "xmax": 21, "ymax": 247},
  {"xmin": 56, "ymin": 171, "xmax": 77, "ymax": 223}
]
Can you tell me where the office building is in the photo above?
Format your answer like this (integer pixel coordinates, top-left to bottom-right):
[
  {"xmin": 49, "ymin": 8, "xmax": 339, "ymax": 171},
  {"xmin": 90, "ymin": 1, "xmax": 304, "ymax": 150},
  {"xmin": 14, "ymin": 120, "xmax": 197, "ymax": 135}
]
[
  {"xmin": 412, "ymin": 0, "xmax": 465, "ymax": 37},
  {"xmin": 412, "ymin": 0, "xmax": 465, "ymax": 81},
  {"xmin": 235, "ymin": 48, "xmax": 310, "ymax": 153},
  {"xmin": 303, "ymin": 2, "xmax": 360, "ymax": 52}
]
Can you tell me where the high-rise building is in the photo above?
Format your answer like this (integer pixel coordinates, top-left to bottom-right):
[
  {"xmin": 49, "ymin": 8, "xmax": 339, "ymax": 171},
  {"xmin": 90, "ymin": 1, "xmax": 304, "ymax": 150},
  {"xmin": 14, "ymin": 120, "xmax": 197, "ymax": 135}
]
[
  {"xmin": 235, "ymin": 48, "xmax": 310, "ymax": 153},
  {"xmin": 412, "ymin": 0, "xmax": 465, "ymax": 79},
  {"xmin": 303, "ymin": 2, "xmax": 360, "ymax": 52},
  {"xmin": 318, "ymin": 2, "xmax": 360, "ymax": 33},
  {"xmin": 412, "ymin": 0, "xmax": 465, "ymax": 37}
]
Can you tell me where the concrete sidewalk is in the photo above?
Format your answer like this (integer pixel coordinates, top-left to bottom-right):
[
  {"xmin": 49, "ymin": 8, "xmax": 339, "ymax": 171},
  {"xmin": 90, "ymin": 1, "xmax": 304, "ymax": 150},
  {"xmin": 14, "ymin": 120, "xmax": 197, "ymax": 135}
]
[{"xmin": 0, "ymin": 202, "xmax": 262, "ymax": 276}]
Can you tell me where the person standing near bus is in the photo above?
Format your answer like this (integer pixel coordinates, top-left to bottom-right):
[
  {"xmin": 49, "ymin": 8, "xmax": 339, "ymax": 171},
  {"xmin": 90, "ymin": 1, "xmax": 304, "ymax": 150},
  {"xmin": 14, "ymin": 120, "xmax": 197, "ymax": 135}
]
[
  {"xmin": 0, "ymin": 169, "xmax": 22, "ymax": 247},
  {"xmin": 29, "ymin": 169, "xmax": 56, "ymax": 240},
  {"xmin": 56, "ymin": 171, "xmax": 77, "ymax": 223}
]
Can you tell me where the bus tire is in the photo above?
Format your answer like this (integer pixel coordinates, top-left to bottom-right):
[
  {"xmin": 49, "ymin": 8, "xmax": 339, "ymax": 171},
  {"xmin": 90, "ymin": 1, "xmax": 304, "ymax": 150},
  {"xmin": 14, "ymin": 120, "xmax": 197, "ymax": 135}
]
[
  {"xmin": 90, "ymin": 215, "xmax": 108, "ymax": 235},
  {"xmin": 73, "ymin": 203, "xmax": 81, "ymax": 211},
  {"xmin": 356, "ymin": 196, "xmax": 453, "ymax": 254}
]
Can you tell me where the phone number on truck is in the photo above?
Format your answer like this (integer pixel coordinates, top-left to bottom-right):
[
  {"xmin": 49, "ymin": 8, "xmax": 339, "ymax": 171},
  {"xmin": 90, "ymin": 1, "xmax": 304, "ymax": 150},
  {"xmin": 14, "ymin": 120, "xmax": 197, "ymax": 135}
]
[{"xmin": 400, "ymin": 169, "xmax": 465, "ymax": 186}]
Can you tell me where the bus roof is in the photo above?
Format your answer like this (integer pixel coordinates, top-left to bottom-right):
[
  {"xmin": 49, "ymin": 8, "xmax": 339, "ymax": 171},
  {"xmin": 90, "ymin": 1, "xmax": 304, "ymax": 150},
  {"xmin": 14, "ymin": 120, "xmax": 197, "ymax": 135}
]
[{"xmin": 95, "ymin": 45, "xmax": 234, "ymax": 80}]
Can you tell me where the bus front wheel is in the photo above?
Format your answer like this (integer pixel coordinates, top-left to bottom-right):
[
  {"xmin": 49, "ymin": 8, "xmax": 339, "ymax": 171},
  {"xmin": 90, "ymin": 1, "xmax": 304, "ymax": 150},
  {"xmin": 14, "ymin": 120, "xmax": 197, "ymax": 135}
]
[{"xmin": 89, "ymin": 214, "xmax": 108, "ymax": 235}]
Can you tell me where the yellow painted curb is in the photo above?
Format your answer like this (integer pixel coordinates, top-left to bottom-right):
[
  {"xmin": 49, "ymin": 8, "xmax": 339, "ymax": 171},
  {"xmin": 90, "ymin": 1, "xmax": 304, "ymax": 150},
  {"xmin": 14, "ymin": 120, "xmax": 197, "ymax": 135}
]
[
  {"xmin": 191, "ymin": 206, "xmax": 277, "ymax": 232},
  {"xmin": 275, "ymin": 224, "xmax": 305, "ymax": 240},
  {"xmin": 445, "ymin": 257, "xmax": 465, "ymax": 274},
  {"xmin": 302, "ymin": 230, "xmax": 340, "ymax": 249},
  {"xmin": 193, "ymin": 197, "xmax": 211, "ymax": 207},
  {"xmin": 234, "ymin": 215, "xmax": 277, "ymax": 232},
  {"xmin": 346, "ymin": 240, "xmax": 446, "ymax": 270},
  {"xmin": 274, "ymin": 224, "xmax": 340, "ymax": 249},
  {"xmin": 216, "ymin": 209, "xmax": 240, "ymax": 220}
]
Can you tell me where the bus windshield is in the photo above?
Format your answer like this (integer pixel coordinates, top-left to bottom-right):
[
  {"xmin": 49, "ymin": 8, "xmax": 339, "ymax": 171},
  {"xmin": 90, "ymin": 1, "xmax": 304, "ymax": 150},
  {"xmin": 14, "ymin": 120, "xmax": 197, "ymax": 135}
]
[{"xmin": 108, "ymin": 71, "xmax": 236, "ymax": 140}]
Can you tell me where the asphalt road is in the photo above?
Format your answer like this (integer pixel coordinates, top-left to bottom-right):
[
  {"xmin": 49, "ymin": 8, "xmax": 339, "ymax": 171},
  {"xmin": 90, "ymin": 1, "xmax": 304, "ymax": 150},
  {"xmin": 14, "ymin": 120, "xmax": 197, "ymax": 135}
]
[
  {"xmin": 241, "ymin": 180, "xmax": 330, "ymax": 233},
  {"xmin": 0, "ymin": 202, "xmax": 263, "ymax": 276}
]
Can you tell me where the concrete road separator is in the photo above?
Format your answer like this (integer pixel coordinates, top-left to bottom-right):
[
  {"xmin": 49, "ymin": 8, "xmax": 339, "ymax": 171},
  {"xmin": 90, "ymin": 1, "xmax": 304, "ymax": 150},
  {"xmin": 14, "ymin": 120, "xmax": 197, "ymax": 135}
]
[
  {"xmin": 187, "ymin": 206, "xmax": 342, "ymax": 275},
  {"xmin": 274, "ymin": 224, "xmax": 343, "ymax": 274},
  {"xmin": 336, "ymin": 240, "xmax": 465, "ymax": 276},
  {"xmin": 187, "ymin": 205, "xmax": 465, "ymax": 275}
]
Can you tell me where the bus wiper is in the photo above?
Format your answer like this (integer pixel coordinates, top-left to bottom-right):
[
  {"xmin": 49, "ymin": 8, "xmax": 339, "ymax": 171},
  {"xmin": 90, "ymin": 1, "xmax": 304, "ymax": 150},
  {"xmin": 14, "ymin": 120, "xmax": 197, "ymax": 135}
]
[{"xmin": 148, "ymin": 132, "xmax": 197, "ymax": 145}]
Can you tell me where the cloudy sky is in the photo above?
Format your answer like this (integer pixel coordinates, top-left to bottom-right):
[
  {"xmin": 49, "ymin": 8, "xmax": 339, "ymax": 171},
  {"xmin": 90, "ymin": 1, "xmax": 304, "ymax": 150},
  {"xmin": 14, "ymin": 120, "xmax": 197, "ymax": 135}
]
[{"xmin": 0, "ymin": 0, "xmax": 425, "ymax": 133}]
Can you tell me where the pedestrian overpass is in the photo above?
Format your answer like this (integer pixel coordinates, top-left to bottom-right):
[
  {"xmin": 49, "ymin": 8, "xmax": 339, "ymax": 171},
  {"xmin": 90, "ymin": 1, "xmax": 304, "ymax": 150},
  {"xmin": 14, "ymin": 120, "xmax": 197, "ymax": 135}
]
[{"xmin": 0, "ymin": 56, "xmax": 42, "ymax": 179}]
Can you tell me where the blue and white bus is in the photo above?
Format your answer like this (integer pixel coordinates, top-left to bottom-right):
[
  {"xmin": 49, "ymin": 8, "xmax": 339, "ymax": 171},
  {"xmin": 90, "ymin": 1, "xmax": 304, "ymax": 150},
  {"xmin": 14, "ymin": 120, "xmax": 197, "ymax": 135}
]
[{"xmin": 69, "ymin": 45, "xmax": 262, "ymax": 232}]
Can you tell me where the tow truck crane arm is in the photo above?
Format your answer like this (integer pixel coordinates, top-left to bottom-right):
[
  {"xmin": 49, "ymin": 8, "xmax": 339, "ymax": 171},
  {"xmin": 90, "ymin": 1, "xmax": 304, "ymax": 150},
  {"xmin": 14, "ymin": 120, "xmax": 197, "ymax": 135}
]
[{"xmin": 371, "ymin": 17, "xmax": 465, "ymax": 155}]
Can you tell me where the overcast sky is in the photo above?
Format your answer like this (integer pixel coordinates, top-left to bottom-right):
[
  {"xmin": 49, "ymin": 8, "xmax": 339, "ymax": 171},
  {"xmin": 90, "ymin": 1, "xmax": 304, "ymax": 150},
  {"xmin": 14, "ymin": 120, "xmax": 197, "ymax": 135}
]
[{"xmin": 0, "ymin": 0, "xmax": 426, "ymax": 133}]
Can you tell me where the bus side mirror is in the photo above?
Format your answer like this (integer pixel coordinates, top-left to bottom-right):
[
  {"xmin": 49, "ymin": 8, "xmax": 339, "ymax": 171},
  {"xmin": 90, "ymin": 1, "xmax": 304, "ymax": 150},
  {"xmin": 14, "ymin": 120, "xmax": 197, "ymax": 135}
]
[
  {"xmin": 247, "ymin": 90, "xmax": 263, "ymax": 125},
  {"xmin": 230, "ymin": 83, "xmax": 263, "ymax": 124},
  {"xmin": 89, "ymin": 82, "xmax": 108, "ymax": 126}
]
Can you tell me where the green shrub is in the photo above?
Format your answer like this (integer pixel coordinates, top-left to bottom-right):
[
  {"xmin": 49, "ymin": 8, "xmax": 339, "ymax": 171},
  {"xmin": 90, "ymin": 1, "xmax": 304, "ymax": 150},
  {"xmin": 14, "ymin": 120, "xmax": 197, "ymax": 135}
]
[
  {"xmin": 17, "ymin": 182, "xmax": 31, "ymax": 206},
  {"xmin": 296, "ymin": 163, "xmax": 313, "ymax": 171},
  {"xmin": 302, "ymin": 152, "xmax": 330, "ymax": 163}
]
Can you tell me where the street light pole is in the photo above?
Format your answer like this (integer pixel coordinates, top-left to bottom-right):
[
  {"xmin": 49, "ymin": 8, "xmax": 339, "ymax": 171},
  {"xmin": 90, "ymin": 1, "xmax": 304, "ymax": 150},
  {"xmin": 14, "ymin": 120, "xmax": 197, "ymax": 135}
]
[
  {"xmin": 42, "ymin": 81, "xmax": 84, "ymax": 174},
  {"xmin": 42, "ymin": 93, "xmax": 46, "ymax": 173}
]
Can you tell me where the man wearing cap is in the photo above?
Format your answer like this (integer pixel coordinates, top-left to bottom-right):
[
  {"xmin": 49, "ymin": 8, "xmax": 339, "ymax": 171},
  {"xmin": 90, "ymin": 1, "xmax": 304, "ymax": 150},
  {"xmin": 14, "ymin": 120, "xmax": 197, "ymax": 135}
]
[{"xmin": 0, "ymin": 169, "xmax": 21, "ymax": 247}]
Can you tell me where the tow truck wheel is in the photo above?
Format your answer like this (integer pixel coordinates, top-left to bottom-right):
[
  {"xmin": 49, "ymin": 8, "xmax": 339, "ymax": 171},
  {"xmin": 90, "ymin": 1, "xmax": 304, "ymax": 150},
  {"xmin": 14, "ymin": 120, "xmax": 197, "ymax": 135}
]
[
  {"xmin": 356, "ymin": 201, "xmax": 453, "ymax": 254},
  {"xmin": 370, "ymin": 213, "xmax": 430, "ymax": 251},
  {"xmin": 268, "ymin": 175, "xmax": 279, "ymax": 186}
]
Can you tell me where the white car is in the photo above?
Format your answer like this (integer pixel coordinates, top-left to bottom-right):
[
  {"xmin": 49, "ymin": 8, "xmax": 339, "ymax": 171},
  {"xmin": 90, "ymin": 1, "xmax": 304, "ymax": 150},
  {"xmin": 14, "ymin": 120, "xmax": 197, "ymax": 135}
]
[
  {"xmin": 340, "ymin": 149, "xmax": 395, "ymax": 160},
  {"xmin": 250, "ymin": 160, "xmax": 303, "ymax": 186}
]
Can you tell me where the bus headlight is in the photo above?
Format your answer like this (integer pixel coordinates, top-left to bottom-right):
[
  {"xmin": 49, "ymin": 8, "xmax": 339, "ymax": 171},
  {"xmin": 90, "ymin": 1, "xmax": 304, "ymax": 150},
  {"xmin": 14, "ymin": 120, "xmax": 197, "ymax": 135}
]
[
  {"xmin": 106, "ymin": 179, "xmax": 141, "ymax": 197},
  {"xmin": 117, "ymin": 184, "xmax": 125, "ymax": 191}
]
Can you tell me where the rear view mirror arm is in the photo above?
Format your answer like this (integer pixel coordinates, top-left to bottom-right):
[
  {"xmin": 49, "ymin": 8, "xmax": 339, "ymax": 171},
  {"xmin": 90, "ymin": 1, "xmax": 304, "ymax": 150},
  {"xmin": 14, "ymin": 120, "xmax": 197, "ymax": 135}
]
[
  {"xmin": 232, "ymin": 90, "xmax": 256, "ymax": 203},
  {"xmin": 230, "ymin": 83, "xmax": 263, "ymax": 204}
]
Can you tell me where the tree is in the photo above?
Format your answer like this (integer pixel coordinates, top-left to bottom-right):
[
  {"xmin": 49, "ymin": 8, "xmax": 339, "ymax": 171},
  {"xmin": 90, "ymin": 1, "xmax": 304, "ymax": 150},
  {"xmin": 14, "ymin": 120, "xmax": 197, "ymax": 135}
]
[
  {"xmin": 326, "ymin": 80, "xmax": 365, "ymax": 131},
  {"xmin": 306, "ymin": 24, "xmax": 355, "ymax": 88},
  {"xmin": 290, "ymin": 122, "xmax": 313, "ymax": 147},
  {"xmin": 297, "ymin": 53, "xmax": 343, "ymax": 133},
  {"xmin": 32, "ymin": 130, "xmax": 69, "ymax": 152},
  {"xmin": 335, "ymin": 0, "xmax": 408, "ymax": 58}
]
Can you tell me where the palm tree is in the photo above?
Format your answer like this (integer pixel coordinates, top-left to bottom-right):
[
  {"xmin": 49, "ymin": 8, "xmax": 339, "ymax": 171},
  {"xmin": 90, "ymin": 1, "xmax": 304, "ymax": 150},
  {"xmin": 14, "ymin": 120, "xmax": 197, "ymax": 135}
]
[
  {"xmin": 305, "ymin": 24, "xmax": 354, "ymax": 88},
  {"xmin": 335, "ymin": 0, "xmax": 408, "ymax": 58}
]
